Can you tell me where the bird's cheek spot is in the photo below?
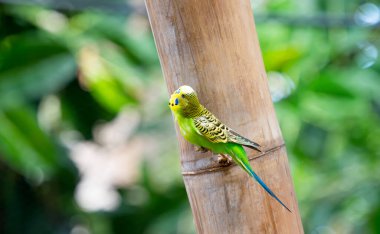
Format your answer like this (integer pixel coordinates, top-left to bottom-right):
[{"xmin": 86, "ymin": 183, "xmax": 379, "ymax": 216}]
[{"xmin": 175, "ymin": 98, "xmax": 179, "ymax": 105}]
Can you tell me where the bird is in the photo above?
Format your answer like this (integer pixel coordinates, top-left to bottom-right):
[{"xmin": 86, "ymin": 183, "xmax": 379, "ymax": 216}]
[{"xmin": 168, "ymin": 85, "xmax": 291, "ymax": 212}]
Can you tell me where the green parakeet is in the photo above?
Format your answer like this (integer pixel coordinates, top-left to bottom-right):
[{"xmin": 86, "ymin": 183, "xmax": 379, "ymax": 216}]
[{"xmin": 169, "ymin": 85, "xmax": 291, "ymax": 212}]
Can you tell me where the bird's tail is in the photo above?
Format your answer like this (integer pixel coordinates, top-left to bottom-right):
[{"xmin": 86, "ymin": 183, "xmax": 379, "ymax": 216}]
[{"xmin": 228, "ymin": 144, "xmax": 292, "ymax": 212}]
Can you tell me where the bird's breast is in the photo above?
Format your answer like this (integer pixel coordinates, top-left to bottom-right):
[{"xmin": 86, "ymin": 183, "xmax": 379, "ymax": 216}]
[{"xmin": 177, "ymin": 117, "xmax": 199, "ymax": 144}]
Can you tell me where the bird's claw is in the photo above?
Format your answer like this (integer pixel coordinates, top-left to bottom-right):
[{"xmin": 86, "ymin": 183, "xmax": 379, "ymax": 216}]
[
  {"xmin": 194, "ymin": 146, "xmax": 209, "ymax": 153},
  {"xmin": 217, "ymin": 154, "xmax": 232, "ymax": 166}
]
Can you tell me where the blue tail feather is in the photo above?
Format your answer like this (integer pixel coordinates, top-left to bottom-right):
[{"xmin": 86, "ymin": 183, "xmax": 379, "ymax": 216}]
[
  {"xmin": 247, "ymin": 166, "xmax": 292, "ymax": 212},
  {"xmin": 228, "ymin": 144, "xmax": 292, "ymax": 212}
]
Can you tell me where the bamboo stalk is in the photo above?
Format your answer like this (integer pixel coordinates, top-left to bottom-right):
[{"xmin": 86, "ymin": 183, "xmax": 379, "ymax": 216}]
[{"xmin": 145, "ymin": 0, "xmax": 303, "ymax": 233}]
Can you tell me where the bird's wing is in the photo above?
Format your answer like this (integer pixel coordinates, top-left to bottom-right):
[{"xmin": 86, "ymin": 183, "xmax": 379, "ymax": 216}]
[
  {"xmin": 193, "ymin": 114, "xmax": 229, "ymax": 143},
  {"xmin": 193, "ymin": 111, "xmax": 261, "ymax": 151},
  {"xmin": 227, "ymin": 130, "xmax": 261, "ymax": 152}
]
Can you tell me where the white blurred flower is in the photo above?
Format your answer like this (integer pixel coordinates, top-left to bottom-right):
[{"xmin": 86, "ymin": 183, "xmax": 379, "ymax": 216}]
[
  {"xmin": 94, "ymin": 109, "xmax": 140, "ymax": 147},
  {"xmin": 71, "ymin": 224, "xmax": 90, "ymax": 234},
  {"xmin": 38, "ymin": 95, "xmax": 61, "ymax": 132},
  {"xmin": 268, "ymin": 72, "xmax": 295, "ymax": 102},
  {"xmin": 355, "ymin": 3, "xmax": 380, "ymax": 26},
  {"xmin": 356, "ymin": 42, "xmax": 378, "ymax": 69},
  {"xmin": 69, "ymin": 109, "xmax": 150, "ymax": 212}
]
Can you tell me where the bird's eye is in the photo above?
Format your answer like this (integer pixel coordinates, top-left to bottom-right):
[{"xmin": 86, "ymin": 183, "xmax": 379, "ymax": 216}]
[{"xmin": 181, "ymin": 94, "xmax": 185, "ymax": 98}]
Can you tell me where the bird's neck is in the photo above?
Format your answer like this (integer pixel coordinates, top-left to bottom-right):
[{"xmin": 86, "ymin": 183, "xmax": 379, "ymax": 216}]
[{"xmin": 179, "ymin": 104, "xmax": 206, "ymax": 118}]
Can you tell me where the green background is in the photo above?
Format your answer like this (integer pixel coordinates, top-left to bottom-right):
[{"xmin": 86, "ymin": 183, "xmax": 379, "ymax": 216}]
[{"xmin": 0, "ymin": 0, "xmax": 379, "ymax": 233}]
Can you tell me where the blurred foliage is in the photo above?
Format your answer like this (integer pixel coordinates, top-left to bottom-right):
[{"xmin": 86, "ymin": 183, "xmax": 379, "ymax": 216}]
[{"xmin": 0, "ymin": 0, "xmax": 379, "ymax": 234}]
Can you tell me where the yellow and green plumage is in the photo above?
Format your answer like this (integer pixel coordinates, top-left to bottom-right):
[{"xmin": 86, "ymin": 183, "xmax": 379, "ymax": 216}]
[{"xmin": 169, "ymin": 85, "xmax": 291, "ymax": 212}]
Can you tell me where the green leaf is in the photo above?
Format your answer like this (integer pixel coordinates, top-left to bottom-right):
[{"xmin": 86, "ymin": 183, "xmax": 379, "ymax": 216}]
[
  {"xmin": 0, "ymin": 33, "xmax": 76, "ymax": 109},
  {"xmin": 308, "ymin": 73, "xmax": 355, "ymax": 98},
  {"xmin": 78, "ymin": 47, "xmax": 139, "ymax": 114},
  {"xmin": 0, "ymin": 105, "xmax": 59, "ymax": 182}
]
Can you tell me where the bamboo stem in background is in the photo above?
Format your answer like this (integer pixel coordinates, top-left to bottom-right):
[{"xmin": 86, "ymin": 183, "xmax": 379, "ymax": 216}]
[{"xmin": 145, "ymin": 0, "xmax": 303, "ymax": 233}]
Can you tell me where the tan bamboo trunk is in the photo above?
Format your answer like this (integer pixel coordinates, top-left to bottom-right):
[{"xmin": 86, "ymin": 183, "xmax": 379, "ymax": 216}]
[{"xmin": 145, "ymin": 0, "xmax": 303, "ymax": 233}]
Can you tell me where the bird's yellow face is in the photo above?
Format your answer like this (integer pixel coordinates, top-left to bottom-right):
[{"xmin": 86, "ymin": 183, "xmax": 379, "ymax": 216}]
[{"xmin": 168, "ymin": 85, "xmax": 195, "ymax": 113}]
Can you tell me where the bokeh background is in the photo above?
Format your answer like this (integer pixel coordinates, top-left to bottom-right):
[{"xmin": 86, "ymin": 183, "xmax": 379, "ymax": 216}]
[{"xmin": 0, "ymin": 0, "xmax": 379, "ymax": 233}]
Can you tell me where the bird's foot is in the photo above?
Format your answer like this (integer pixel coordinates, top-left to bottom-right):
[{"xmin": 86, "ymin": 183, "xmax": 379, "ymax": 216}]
[
  {"xmin": 194, "ymin": 146, "xmax": 209, "ymax": 153},
  {"xmin": 217, "ymin": 154, "xmax": 232, "ymax": 166}
]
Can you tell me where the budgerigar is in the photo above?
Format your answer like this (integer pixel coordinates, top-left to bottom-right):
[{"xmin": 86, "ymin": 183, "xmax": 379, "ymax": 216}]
[{"xmin": 169, "ymin": 85, "xmax": 291, "ymax": 212}]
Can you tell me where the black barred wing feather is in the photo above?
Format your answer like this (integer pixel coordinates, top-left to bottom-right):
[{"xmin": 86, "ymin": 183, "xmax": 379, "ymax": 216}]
[{"xmin": 193, "ymin": 114, "xmax": 228, "ymax": 143}]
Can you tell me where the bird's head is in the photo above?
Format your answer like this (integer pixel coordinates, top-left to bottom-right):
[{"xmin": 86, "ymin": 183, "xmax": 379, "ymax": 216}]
[{"xmin": 169, "ymin": 85, "xmax": 200, "ymax": 115}]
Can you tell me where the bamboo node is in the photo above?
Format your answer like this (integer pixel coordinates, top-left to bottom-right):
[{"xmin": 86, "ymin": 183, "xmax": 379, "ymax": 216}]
[{"xmin": 181, "ymin": 143, "xmax": 286, "ymax": 176}]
